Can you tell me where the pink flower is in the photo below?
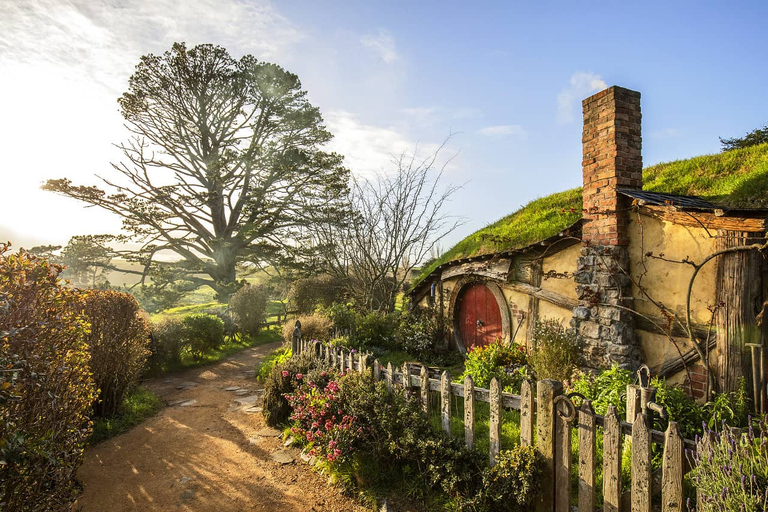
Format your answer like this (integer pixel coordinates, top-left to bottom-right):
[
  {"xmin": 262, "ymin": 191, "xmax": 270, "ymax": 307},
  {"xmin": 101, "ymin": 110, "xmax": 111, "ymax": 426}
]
[
  {"xmin": 296, "ymin": 373, "xmax": 303, "ymax": 380},
  {"xmin": 282, "ymin": 370, "xmax": 290, "ymax": 377}
]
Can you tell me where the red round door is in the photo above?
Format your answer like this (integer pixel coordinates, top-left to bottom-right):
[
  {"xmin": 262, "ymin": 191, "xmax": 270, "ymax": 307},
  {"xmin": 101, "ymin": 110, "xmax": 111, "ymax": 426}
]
[{"xmin": 457, "ymin": 283, "xmax": 503, "ymax": 350}]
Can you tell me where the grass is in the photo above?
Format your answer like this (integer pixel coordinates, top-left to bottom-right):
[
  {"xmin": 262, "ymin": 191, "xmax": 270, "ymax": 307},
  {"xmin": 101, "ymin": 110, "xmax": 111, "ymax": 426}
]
[
  {"xmin": 90, "ymin": 386, "xmax": 163, "ymax": 444},
  {"xmin": 412, "ymin": 142, "xmax": 768, "ymax": 288},
  {"xmin": 151, "ymin": 299, "xmax": 286, "ymax": 324}
]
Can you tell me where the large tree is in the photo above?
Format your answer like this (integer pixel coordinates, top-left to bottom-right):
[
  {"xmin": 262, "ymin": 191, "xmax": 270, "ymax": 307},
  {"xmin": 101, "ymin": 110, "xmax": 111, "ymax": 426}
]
[{"xmin": 45, "ymin": 43, "xmax": 349, "ymax": 299}]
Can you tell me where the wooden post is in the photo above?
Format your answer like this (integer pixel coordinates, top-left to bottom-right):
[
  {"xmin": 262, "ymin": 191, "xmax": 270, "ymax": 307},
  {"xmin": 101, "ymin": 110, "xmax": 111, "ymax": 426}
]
[
  {"xmin": 373, "ymin": 359, "xmax": 381, "ymax": 381},
  {"xmin": 603, "ymin": 405, "xmax": 622, "ymax": 512},
  {"xmin": 536, "ymin": 379, "xmax": 562, "ymax": 512},
  {"xmin": 626, "ymin": 384, "xmax": 641, "ymax": 423},
  {"xmin": 441, "ymin": 371, "xmax": 451, "ymax": 437},
  {"xmin": 420, "ymin": 365, "xmax": 429, "ymax": 416},
  {"xmin": 358, "ymin": 353, "xmax": 366, "ymax": 374},
  {"xmin": 464, "ymin": 375, "xmax": 475, "ymax": 450},
  {"xmin": 339, "ymin": 349, "xmax": 346, "ymax": 373},
  {"xmin": 386, "ymin": 362, "xmax": 394, "ymax": 394},
  {"xmin": 489, "ymin": 377, "xmax": 502, "ymax": 466},
  {"xmin": 520, "ymin": 380, "xmax": 534, "ymax": 447},
  {"xmin": 555, "ymin": 396, "xmax": 574, "ymax": 512},
  {"xmin": 578, "ymin": 400, "xmax": 596, "ymax": 512},
  {"xmin": 402, "ymin": 363, "xmax": 410, "ymax": 389},
  {"xmin": 291, "ymin": 321, "xmax": 301, "ymax": 355},
  {"xmin": 661, "ymin": 422, "xmax": 684, "ymax": 512},
  {"xmin": 631, "ymin": 413, "xmax": 652, "ymax": 512},
  {"xmin": 348, "ymin": 351, "xmax": 354, "ymax": 373},
  {"xmin": 748, "ymin": 343, "xmax": 762, "ymax": 413}
]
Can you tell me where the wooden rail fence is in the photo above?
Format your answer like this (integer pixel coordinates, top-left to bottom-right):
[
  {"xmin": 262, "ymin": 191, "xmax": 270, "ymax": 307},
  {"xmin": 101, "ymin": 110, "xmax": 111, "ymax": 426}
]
[{"xmin": 293, "ymin": 335, "xmax": 697, "ymax": 512}]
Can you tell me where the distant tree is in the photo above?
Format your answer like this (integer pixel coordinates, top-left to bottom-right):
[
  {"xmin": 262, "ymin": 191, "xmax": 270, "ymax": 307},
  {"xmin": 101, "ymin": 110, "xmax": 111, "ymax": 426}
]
[
  {"xmin": 720, "ymin": 124, "xmax": 768, "ymax": 151},
  {"xmin": 312, "ymin": 140, "xmax": 463, "ymax": 312},
  {"xmin": 44, "ymin": 42, "xmax": 349, "ymax": 300},
  {"xmin": 60, "ymin": 235, "xmax": 113, "ymax": 288},
  {"xmin": 229, "ymin": 284, "xmax": 268, "ymax": 337}
]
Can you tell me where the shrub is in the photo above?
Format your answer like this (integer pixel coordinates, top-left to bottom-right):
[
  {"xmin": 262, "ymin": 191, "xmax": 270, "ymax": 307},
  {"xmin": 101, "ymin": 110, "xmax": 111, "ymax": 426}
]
[
  {"xmin": 256, "ymin": 346, "xmax": 292, "ymax": 382},
  {"xmin": 394, "ymin": 311, "xmax": 442, "ymax": 355},
  {"xmin": 282, "ymin": 314, "xmax": 333, "ymax": 344},
  {"xmin": 183, "ymin": 313, "xmax": 225, "ymax": 359},
  {"xmin": 356, "ymin": 311, "xmax": 397, "ymax": 348},
  {"xmin": 229, "ymin": 284, "xmax": 268, "ymax": 337},
  {"xmin": 463, "ymin": 445, "xmax": 544, "ymax": 512},
  {"xmin": 263, "ymin": 351, "xmax": 325, "ymax": 427},
  {"xmin": 148, "ymin": 318, "xmax": 186, "ymax": 372},
  {"xmin": 81, "ymin": 290, "xmax": 151, "ymax": 416},
  {"xmin": 288, "ymin": 275, "xmax": 347, "ymax": 314},
  {"xmin": 651, "ymin": 377, "xmax": 706, "ymax": 439},
  {"xmin": 0, "ymin": 246, "xmax": 97, "ymax": 510},
  {"xmin": 689, "ymin": 418, "xmax": 768, "ymax": 511},
  {"xmin": 322, "ymin": 302, "xmax": 358, "ymax": 336},
  {"xmin": 460, "ymin": 339, "xmax": 528, "ymax": 392},
  {"xmin": 571, "ymin": 365, "xmax": 634, "ymax": 416},
  {"xmin": 528, "ymin": 318, "xmax": 582, "ymax": 382}
]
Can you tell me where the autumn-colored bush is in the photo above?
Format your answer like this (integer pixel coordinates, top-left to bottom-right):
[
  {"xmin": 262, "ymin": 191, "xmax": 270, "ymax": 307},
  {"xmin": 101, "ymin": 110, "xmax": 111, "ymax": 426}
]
[
  {"xmin": 229, "ymin": 284, "xmax": 268, "ymax": 337},
  {"xmin": 0, "ymin": 246, "xmax": 97, "ymax": 511},
  {"xmin": 82, "ymin": 290, "xmax": 151, "ymax": 416},
  {"xmin": 282, "ymin": 314, "xmax": 333, "ymax": 344}
]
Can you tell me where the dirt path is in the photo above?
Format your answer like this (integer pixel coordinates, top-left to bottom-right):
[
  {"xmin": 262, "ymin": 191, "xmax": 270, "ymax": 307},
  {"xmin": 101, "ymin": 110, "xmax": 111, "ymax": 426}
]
[{"xmin": 73, "ymin": 342, "xmax": 369, "ymax": 512}]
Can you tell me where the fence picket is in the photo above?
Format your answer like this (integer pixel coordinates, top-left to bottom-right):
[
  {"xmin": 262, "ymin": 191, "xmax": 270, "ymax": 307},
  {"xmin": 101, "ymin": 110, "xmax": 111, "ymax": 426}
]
[
  {"xmin": 603, "ymin": 405, "xmax": 622, "ymax": 512},
  {"xmin": 464, "ymin": 375, "xmax": 475, "ymax": 450},
  {"xmin": 402, "ymin": 363, "xmax": 409, "ymax": 388},
  {"xmin": 555, "ymin": 396, "xmax": 574, "ymax": 512},
  {"xmin": 489, "ymin": 377, "xmax": 501, "ymax": 466},
  {"xmin": 339, "ymin": 349, "xmax": 346, "ymax": 373},
  {"xmin": 386, "ymin": 362, "xmax": 394, "ymax": 393},
  {"xmin": 373, "ymin": 358, "xmax": 381, "ymax": 381},
  {"xmin": 441, "ymin": 371, "xmax": 451, "ymax": 437},
  {"xmin": 348, "ymin": 351, "xmax": 354, "ymax": 373},
  {"xmin": 578, "ymin": 400, "xmax": 596, "ymax": 512},
  {"xmin": 631, "ymin": 413, "xmax": 652, "ymax": 512},
  {"xmin": 661, "ymin": 422, "xmax": 684, "ymax": 512},
  {"xmin": 535, "ymin": 380, "xmax": 562, "ymax": 512},
  {"xmin": 420, "ymin": 366, "xmax": 429, "ymax": 415},
  {"xmin": 520, "ymin": 380, "xmax": 534, "ymax": 447},
  {"xmin": 358, "ymin": 353, "xmax": 365, "ymax": 374}
]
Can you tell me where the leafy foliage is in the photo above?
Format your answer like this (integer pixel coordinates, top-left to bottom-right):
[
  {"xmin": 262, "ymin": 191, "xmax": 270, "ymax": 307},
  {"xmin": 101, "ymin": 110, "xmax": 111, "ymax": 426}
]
[
  {"xmin": 528, "ymin": 318, "xmax": 582, "ymax": 383},
  {"xmin": 720, "ymin": 125, "xmax": 768, "ymax": 152},
  {"xmin": 0, "ymin": 246, "xmax": 97, "ymax": 511},
  {"xmin": 288, "ymin": 275, "xmax": 347, "ymax": 315},
  {"xmin": 263, "ymin": 351, "xmax": 325, "ymax": 427},
  {"xmin": 148, "ymin": 318, "xmax": 185, "ymax": 372},
  {"xmin": 460, "ymin": 340, "xmax": 528, "ymax": 392},
  {"xmin": 81, "ymin": 290, "xmax": 151, "ymax": 416},
  {"xmin": 571, "ymin": 365, "xmax": 634, "ymax": 416},
  {"xmin": 462, "ymin": 446, "xmax": 544, "ymax": 512},
  {"xmin": 90, "ymin": 386, "xmax": 162, "ymax": 444},
  {"xmin": 394, "ymin": 310, "xmax": 442, "ymax": 356},
  {"xmin": 256, "ymin": 346, "xmax": 291, "ymax": 382},
  {"xmin": 229, "ymin": 284, "xmax": 268, "ymax": 337},
  {"xmin": 182, "ymin": 313, "xmax": 225, "ymax": 359}
]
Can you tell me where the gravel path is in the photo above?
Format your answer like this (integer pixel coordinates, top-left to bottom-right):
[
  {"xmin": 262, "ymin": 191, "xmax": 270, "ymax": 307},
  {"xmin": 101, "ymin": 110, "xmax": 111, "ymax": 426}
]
[{"xmin": 72, "ymin": 342, "xmax": 369, "ymax": 512}]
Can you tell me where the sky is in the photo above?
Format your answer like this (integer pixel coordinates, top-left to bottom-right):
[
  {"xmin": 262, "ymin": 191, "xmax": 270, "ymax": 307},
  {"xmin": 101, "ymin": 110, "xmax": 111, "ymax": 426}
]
[{"xmin": 1, "ymin": 0, "xmax": 767, "ymax": 254}]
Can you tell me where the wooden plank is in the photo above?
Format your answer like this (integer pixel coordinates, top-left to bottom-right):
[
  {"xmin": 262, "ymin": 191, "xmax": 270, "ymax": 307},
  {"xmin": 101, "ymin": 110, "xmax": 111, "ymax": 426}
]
[
  {"xmin": 603, "ymin": 406, "xmax": 622, "ymax": 512},
  {"xmin": 578, "ymin": 400, "xmax": 596, "ymax": 512},
  {"xmin": 655, "ymin": 336, "xmax": 716, "ymax": 378},
  {"xmin": 626, "ymin": 384, "xmax": 641, "ymax": 423},
  {"xmin": 373, "ymin": 358, "xmax": 381, "ymax": 381},
  {"xmin": 348, "ymin": 351, "xmax": 355, "ymax": 373},
  {"xmin": 441, "ymin": 371, "xmax": 451, "ymax": 437},
  {"xmin": 402, "ymin": 363, "xmax": 410, "ymax": 388},
  {"xmin": 489, "ymin": 377, "xmax": 502, "ymax": 466},
  {"xmin": 536, "ymin": 379, "xmax": 562, "ymax": 512},
  {"xmin": 358, "ymin": 353, "xmax": 366, "ymax": 375},
  {"xmin": 631, "ymin": 413, "xmax": 652, "ymax": 512},
  {"xmin": 440, "ymin": 258, "xmax": 512, "ymax": 281},
  {"xmin": 662, "ymin": 422, "xmax": 684, "ymax": 512},
  {"xmin": 641, "ymin": 204, "xmax": 767, "ymax": 232},
  {"xmin": 420, "ymin": 365, "xmax": 429, "ymax": 415},
  {"xmin": 386, "ymin": 362, "xmax": 394, "ymax": 393},
  {"xmin": 464, "ymin": 375, "xmax": 475, "ymax": 450},
  {"xmin": 509, "ymin": 281, "xmax": 578, "ymax": 310},
  {"xmin": 520, "ymin": 380, "xmax": 534, "ymax": 446},
  {"xmin": 555, "ymin": 397, "xmax": 573, "ymax": 512}
]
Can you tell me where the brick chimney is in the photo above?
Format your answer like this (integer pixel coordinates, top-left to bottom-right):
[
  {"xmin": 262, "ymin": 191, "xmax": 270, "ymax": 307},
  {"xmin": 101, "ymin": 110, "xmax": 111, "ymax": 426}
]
[
  {"xmin": 581, "ymin": 86, "xmax": 642, "ymax": 246},
  {"xmin": 571, "ymin": 85, "xmax": 643, "ymax": 370}
]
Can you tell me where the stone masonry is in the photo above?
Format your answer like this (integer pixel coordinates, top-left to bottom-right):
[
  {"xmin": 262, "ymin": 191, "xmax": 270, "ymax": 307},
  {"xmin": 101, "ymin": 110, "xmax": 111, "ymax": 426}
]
[{"xmin": 572, "ymin": 86, "xmax": 644, "ymax": 370}]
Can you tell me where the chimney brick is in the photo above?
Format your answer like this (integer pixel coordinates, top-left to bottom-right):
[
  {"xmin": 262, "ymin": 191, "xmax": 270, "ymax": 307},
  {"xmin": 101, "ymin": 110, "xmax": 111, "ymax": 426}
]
[{"xmin": 581, "ymin": 86, "xmax": 642, "ymax": 246}]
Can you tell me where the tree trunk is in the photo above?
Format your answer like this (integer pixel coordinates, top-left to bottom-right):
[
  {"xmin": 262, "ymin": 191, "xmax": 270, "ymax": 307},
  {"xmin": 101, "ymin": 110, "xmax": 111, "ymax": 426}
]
[{"xmin": 715, "ymin": 230, "xmax": 764, "ymax": 394}]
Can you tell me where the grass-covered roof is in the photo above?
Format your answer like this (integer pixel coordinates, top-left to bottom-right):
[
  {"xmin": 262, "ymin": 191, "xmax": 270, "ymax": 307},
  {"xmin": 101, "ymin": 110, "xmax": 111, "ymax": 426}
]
[{"xmin": 413, "ymin": 142, "xmax": 768, "ymax": 287}]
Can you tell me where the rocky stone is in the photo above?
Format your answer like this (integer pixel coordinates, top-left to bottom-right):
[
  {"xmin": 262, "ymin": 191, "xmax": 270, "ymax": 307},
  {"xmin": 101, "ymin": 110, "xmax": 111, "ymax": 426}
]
[
  {"xmin": 179, "ymin": 489, "xmax": 196, "ymax": 502},
  {"xmin": 176, "ymin": 381, "xmax": 198, "ymax": 390},
  {"xmin": 284, "ymin": 436, "xmax": 295, "ymax": 447},
  {"xmin": 224, "ymin": 386, "xmax": 240, "ymax": 391},
  {"xmin": 179, "ymin": 399, "xmax": 198, "ymax": 407},
  {"xmin": 234, "ymin": 395, "xmax": 259, "ymax": 406},
  {"xmin": 270, "ymin": 449, "xmax": 298, "ymax": 464},
  {"xmin": 234, "ymin": 389, "xmax": 250, "ymax": 396},
  {"xmin": 244, "ymin": 406, "xmax": 262, "ymax": 414},
  {"xmin": 255, "ymin": 427, "xmax": 281, "ymax": 438}
]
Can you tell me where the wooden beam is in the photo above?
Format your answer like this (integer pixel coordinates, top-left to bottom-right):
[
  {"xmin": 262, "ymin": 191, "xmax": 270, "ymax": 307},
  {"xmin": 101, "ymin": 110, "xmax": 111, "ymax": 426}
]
[
  {"xmin": 654, "ymin": 336, "xmax": 717, "ymax": 378},
  {"xmin": 641, "ymin": 205, "xmax": 767, "ymax": 232}
]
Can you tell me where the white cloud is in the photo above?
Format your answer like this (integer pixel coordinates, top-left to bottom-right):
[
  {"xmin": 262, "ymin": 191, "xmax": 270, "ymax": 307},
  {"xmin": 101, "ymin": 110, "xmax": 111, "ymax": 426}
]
[
  {"xmin": 360, "ymin": 29, "xmax": 398, "ymax": 64},
  {"xmin": 556, "ymin": 72, "xmax": 607, "ymax": 125},
  {"xmin": 477, "ymin": 125, "xmax": 527, "ymax": 137}
]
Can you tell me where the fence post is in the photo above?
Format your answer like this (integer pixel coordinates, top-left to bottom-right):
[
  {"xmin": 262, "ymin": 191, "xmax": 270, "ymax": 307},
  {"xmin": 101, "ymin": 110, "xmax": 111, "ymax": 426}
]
[
  {"xmin": 631, "ymin": 413, "xmax": 652, "ymax": 512},
  {"xmin": 603, "ymin": 405, "xmax": 622, "ymax": 512},
  {"xmin": 402, "ymin": 363, "xmax": 410, "ymax": 389},
  {"xmin": 373, "ymin": 359, "xmax": 381, "ymax": 381},
  {"xmin": 441, "ymin": 371, "xmax": 451, "ymax": 437},
  {"xmin": 464, "ymin": 375, "xmax": 475, "ymax": 450},
  {"xmin": 520, "ymin": 380, "xmax": 534, "ymax": 447},
  {"xmin": 536, "ymin": 379, "xmax": 562, "ymax": 512},
  {"xmin": 554, "ymin": 396, "xmax": 575, "ymax": 512},
  {"xmin": 386, "ymin": 362, "xmax": 394, "ymax": 394},
  {"xmin": 348, "ymin": 351, "xmax": 354, "ymax": 373},
  {"xmin": 578, "ymin": 400, "xmax": 596, "ymax": 512},
  {"xmin": 291, "ymin": 321, "xmax": 301, "ymax": 355},
  {"xmin": 420, "ymin": 365, "xmax": 429, "ymax": 416},
  {"xmin": 626, "ymin": 384, "xmax": 641, "ymax": 423},
  {"xmin": 490, "ymin": 377, "xmax": 502, "ymax": 466},
  {"xmin": 661, "ymin": 421, "xmax": 684, "ymax": 512},
  {"xmin": 339, "ymin": 349, "xmax": 346, "ymax": 373}
]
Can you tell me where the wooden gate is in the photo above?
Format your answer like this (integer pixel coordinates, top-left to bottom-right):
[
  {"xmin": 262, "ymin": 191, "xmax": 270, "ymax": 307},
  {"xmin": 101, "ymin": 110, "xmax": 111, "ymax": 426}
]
[{"xmin": 457, "ymin": 283, "xmax": 503, "ymax": 350}]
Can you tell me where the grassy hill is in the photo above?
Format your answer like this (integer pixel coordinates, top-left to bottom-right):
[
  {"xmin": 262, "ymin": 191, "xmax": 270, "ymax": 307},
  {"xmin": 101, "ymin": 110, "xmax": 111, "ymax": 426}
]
[{"xmin": 413, "ymin": 142, "xmax": 768, "ymax": 287}]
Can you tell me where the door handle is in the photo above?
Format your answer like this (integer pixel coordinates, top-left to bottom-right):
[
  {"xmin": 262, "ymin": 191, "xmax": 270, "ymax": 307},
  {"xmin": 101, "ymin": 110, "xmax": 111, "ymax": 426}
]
[{"xmin": 476, "ymin": 319, "xmax": 484, "ymax": 327}]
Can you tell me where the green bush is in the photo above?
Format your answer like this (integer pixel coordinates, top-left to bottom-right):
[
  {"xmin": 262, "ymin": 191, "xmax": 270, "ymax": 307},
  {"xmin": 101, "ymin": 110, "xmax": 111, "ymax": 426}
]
[
  {"xmin": 395, "ymin": 311, "xmax": 442, "ymax": 355},
  {"xmin": 0, "ymin": 246, "xmax": 98, "ymax": 511},
  {"xmin": 571, "ymin": 365, "xmax": 634, "ymax": 416},
  {"xmin": 322, "ymin": 302, "xmax": 358, "ymax": 336},
  {"xmin": 256, "ymin": 346, "xmax": 292, "ymax": 382},
  {"xmin": 288, "ymin": 275, "xmax": 346, "ymax": 314},
  {"xmin": 229, "ymin": 284, "xmax": 268, "ymax": 337},
  {"xmin": 281, "ymin": 314, "xmax": 333, "ymax": 344},
  {"xmin": 689, "ymin": 418, "xmax": 768, "ymax": 511},
  {"xmin": 263, "ymin": 351, "xmax": 324, "ymax": 427},
  {"xmin": 460, "ymin": 340, "xmax": 528, "ymax": 392},
  {"xmin": 148, "ymin": 318, "xmax": 186, "ymax": 372},
  {"xmin": 528, "ymin": 318, "xmax": 582, "ymax": 382},
  {"xmin": 183, "ymin": 313, "xmax": 225, "ymax": 359},
  {"xmin": 355, "ymin": 311, "xmax": 397, "ymax": 348}
]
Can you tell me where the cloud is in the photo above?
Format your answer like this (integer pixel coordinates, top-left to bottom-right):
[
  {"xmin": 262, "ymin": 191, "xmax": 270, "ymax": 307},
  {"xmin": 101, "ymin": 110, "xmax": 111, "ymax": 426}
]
[
  {"xmin": 477, "ymin": 125, "xmax": 527, "ymax": 137},
  {"xmin": 556, "ymin": 72, "xmax": 607, "ymax": 125},
  {"xmin": 360, "ymin": 29, "xmax": 398, "ymax": 64}
]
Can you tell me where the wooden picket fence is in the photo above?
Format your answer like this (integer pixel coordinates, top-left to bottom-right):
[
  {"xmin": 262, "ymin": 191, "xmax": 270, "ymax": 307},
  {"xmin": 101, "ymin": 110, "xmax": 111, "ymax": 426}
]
[{"xmin": 292, "ymin": 334, "xmax": 697, "ymax": 512}]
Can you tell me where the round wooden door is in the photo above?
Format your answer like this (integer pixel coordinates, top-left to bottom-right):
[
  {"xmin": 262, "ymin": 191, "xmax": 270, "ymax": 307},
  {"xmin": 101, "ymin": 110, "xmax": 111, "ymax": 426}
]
[{"xmin": 457, "ymin": 283, "xmax": 503, "ymax": 350}]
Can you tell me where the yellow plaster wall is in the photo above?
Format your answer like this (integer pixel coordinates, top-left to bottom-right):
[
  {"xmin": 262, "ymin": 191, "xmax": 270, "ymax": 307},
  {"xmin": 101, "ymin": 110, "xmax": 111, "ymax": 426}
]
[
  {"xmin": 537, "ymin": 300, "xmax": 573, "ymax": 329},
  {"xmin": 501, "ymin": 288, "xmax": 531, "ymax": 346},
  {"xmin": 627, "ymin": 212, "xmax": 718, "ymax": 325},
  {"xmin": 541, "ymin": 243, "xmax": 580, "ymax": 300}
]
